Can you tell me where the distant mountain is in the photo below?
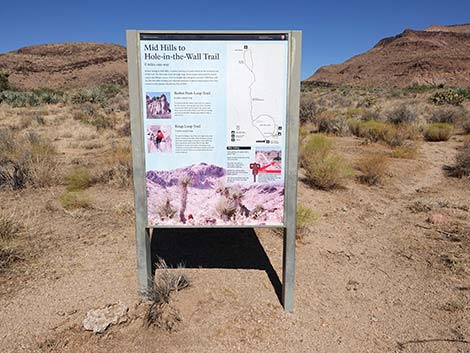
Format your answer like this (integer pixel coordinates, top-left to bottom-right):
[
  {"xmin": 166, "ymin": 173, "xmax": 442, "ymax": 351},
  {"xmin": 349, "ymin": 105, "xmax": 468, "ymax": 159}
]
[
  {"xmin": 147, "ymin": 163, "xmax": 226, "ymax": 189},
  {"xmin": 0, "ymin": 42, "xmax": 127, "ymax": 89},
  {"xmin": 307, "ymin": 24, "xmax": 470, "ymax": 87}
]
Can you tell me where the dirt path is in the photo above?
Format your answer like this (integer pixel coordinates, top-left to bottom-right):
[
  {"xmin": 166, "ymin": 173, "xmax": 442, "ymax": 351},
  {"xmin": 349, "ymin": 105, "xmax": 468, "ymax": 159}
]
[{"xmin": 0, "ymin": 137, "xmax": 469, "ymax": 353}]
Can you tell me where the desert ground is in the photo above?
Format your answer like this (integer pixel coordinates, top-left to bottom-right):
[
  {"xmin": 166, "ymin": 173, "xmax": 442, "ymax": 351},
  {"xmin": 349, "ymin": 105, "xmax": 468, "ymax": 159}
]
[{"xmin": 0, "ymin": 83, "xmax": 469, "ymax": 353}]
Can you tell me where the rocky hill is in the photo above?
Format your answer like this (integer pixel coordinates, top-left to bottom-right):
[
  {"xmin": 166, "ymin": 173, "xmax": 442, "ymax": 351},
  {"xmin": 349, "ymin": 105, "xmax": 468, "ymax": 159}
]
[
  {"xmin": 307, "ymin": 24, "xmax": 470, "ymax": 87},
  {"xmin": 0, "ymin": 42, "xmax": 127, "ymax": 89}
]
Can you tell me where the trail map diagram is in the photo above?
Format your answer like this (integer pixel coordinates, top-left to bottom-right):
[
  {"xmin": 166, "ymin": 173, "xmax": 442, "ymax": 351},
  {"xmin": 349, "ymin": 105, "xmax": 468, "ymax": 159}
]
[{"xmin": 227, "ymin": 43, "xmax": 287, "ymax": 146}]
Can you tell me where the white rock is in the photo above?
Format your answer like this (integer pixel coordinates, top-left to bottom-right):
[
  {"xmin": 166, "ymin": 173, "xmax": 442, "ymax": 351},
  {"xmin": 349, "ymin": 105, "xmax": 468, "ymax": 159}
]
[{"xmin": 83, "ymin": 302, "xmax": 128, "ymax": 333}]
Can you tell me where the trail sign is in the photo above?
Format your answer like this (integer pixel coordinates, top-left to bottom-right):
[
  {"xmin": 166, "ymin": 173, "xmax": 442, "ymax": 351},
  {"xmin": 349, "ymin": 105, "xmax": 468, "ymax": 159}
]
[{"xmin": 127, "ymin": 30, "xmax": 301, "ymax": 312}]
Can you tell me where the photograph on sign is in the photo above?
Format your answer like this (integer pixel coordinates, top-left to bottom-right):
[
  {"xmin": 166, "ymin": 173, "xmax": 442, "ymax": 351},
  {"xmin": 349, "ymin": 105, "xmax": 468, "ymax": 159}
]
[{"xmin": 139, "ymin": 34, "xmax": 289, "ymax": 227}]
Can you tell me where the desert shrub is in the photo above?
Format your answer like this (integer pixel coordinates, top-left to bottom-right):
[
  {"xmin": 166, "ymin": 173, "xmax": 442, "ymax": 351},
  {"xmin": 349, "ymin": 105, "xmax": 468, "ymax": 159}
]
[
  {"xmin": 145, "ymin": 258, "xmax": 190, "ymax": 330},
  {"xmin": 59, "ymin": 191, "xmax": 92, "ymax": 210},
  {"xmin": 430, "ymin": 89, "xmax": 465, "ymax": 106},
  {"xmin": 405, "ymin": 84, "xmax": 436, "ymax": 93},
  {"xmin": 65, "ymin": 167, "xmax": 92, "ymax": 191},
  {"xmin": 430, "ymin": 106, "xmax": 464, "ymax": 124},
  {"xmin": 0, "ymin": 72, "xmax": 9, "ymax": 91},
  {"xmin": 315, "ymin": 111, "xmax": 350, "ymax": 136},
  {"xmin": 70, "ymin": 84, "xmax": 121, "ymax": 106},
  {"xmin": 356, "ymin": 154, "xmax": 389, "ymax": 185},
  {"xmin": 387, "ymin": 105, "xmax": 417, "ymax": 125},
  {"xmin": 98, "ymin": 145, "xmax": 132, "ymax": 187},
  {"xmin": 356, "ymin": 96, "xmax": 377, "ymax": 108},
  {"xmin": 391, "ymin": 142, "xmax": 418, "ymax": 159},
  {"xmin": 348, "ymin": 120, "xmax": 413, "ymax": 147},
  {"xmin": 449, "ymin": 141, "xmax": 470, "ymax": 177},
  {"xmin": 301, "ymin": 134, "xmax": 352, "ymax": 189},
  {"xmin": 73, "ymin": 103, "xmax": 115, "ymax": 130},
  {"xmin": 423, "ymin": 123, "xmax": 453, "ymax": 141},
  {"xmin": 296, "ymin": 205, "xmax": 318, "ymax": 238},
  {"xmin": 300, "ymin": 95, "xmax": 320, "ymax": 123},
  {"xmin": 0, "ymin": 129, "xmax": 58, "ymax": 189},
  {"xmin": 463, "ymin": 118, "xmax": 470, "ymax": 134},
  {"xmin": 455, "ymin": 87, "xmax": 470, "ymax": 99}
]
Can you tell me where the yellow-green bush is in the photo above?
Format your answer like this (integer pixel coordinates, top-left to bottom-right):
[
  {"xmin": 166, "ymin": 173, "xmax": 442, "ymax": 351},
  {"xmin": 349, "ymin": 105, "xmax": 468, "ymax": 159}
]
[
  {"xmin": 65, "ymin": 167, "xmax": 92, "ymax": 191},
  {"xmin": 423, "ymin": 123, "xmax": 453, "ymax": 142},
  {"xmin": 391, "ymin": 143, "xmax": 418, "ymax": 159},
  {"xmin": 296, "ymin": 204, "xmax": 318, "ymax": 238},
  {"xmin": 59, "ymin": 191, "xmax": 92, "ymax": 210},
  {"xmin": 301, "ymin": 134, "xmax": 352, "ymax": 189},
  {"xmin": 348, "ymin": 119, "xmax": 416, "ymax": 147}
]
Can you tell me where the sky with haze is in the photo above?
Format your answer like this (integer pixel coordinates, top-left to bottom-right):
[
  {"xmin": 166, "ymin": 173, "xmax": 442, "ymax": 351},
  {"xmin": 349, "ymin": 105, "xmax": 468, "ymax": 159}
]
[{"xmin": 1, "ymin": 0, "xmax": 469, "ymax": 79}]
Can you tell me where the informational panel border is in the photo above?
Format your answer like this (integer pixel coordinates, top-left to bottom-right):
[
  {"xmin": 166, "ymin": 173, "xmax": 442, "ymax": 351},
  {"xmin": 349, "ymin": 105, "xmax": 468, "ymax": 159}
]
[{"xmin": 127, "ymin": 30, "xmax": 301, "ymax": 312}]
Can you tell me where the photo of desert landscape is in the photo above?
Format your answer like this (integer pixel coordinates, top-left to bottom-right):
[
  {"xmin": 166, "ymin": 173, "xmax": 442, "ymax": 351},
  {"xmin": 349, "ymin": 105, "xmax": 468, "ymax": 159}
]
[{"xmin": 0, "ymin": 1, "xmax": 469, "ymax": 352}]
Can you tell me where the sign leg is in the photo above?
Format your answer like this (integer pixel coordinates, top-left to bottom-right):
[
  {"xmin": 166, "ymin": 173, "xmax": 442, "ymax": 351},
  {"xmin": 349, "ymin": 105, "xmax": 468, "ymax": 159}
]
[
  {"xmin": 136, "ymin": 226, "xmax": 153, "ymax": 295},
  {"xmin": 282, "ymin": 225, "xmax": 296, "ymax": 312}
]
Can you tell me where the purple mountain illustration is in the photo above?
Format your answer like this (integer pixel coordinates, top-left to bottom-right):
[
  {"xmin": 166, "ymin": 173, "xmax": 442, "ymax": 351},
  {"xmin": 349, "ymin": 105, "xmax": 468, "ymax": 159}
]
[{"xmin": 146, "ymin": 163, "xmax": 284, "ymax": 226}]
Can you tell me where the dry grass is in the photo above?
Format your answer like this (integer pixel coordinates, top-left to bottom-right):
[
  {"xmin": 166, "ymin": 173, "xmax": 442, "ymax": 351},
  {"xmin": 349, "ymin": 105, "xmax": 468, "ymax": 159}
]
[
  {"xmin": 145, "ymin": 258, "xmax": 190, "ymax": 330},
  {"xmin": 59, "ymin": 191, "xmax": 92, "ymax": 210},
  {"xmin": 0, "ymin": 129, "xmax": 59, "ymax": 189},
  {"xmin": 296, "ymin": 204, "xmax": 318, "ymax": 239},
  {"xmin": 391, "ymin": 142, "xmax": 418, "ymax": 159},
  {"xmin": 356, "ymin": 153, "xmax": 389, "ymax": 185},
  {"xmin": 301, "ymin": 134, "xmax": 353, "ymax": 189},
  {"xmin": 98, "ymin": 145, "xmax": 133, "ymax": 188},
  {"xmin": 0, "ymin": 212, "xmax": 23, "ymax": 271}
]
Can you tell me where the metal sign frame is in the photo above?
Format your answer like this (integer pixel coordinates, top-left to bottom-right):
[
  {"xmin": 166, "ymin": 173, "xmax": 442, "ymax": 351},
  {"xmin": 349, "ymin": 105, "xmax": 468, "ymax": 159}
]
[{"xmin": 126, "ymin": 30, "xmax": 301, "ymax": 312}]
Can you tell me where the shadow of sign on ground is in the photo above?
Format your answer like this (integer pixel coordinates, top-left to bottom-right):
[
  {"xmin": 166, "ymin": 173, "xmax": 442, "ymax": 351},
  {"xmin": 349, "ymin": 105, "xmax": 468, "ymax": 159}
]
[{"xmin": 150, "ymin": 228, "xmax": 282, "ymax": 303}]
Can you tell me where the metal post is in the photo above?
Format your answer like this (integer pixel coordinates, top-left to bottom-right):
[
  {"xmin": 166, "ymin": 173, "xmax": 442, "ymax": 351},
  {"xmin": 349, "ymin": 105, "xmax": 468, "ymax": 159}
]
[
  {"xmin": 127, "ymin": 30, "xmax": 153, "ymax": 295},
  {"xmin": 282, "ymin": 31, "xmax": 302, "ymax": 313}
]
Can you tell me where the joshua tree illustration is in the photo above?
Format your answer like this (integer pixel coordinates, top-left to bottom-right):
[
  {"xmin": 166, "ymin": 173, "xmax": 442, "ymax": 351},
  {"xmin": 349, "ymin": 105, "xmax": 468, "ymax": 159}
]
[
  {"xmin": 179, "ymin": 175, "xmax": 191, "ymax": 223},
  {"xmin": 230, "ymin": 188, "xmax": 250, "ymax": 218}
]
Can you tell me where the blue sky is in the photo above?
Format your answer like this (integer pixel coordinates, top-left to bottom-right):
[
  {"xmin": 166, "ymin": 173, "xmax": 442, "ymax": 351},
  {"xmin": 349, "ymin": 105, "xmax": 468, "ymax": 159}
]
[{"xmin": 1, "ymin": 0, "xmax": 469, "ymax": 79}]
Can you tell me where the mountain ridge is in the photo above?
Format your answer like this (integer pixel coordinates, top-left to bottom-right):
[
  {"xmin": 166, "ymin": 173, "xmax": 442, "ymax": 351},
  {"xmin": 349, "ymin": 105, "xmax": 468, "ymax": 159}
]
[{"xmin": 307, "ymin": 24, "xmax": 470, "ymax": 87}]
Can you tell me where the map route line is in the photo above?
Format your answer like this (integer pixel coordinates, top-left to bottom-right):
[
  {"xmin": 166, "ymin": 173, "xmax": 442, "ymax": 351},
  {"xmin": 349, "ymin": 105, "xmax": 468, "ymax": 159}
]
[{"xmin": 242, "ymin": 48, "xmax": 278, "ymax": 142}]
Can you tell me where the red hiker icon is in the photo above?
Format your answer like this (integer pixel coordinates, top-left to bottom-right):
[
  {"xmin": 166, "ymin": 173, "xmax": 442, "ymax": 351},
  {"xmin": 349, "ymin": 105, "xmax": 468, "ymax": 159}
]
[{"xmin": 249, "ymin": 163, "xmax": 261, "ymax": 182}]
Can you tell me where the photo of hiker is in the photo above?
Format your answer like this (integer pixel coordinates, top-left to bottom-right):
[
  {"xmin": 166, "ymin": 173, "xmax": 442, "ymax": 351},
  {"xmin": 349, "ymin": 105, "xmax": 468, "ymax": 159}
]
[
  {"xmin": 146, "ymin": 92, "xmax": 172, "ymax": 119},
  {"xmin": 147, "ymin": 125, "xmax": 172, "ymax": 153}
]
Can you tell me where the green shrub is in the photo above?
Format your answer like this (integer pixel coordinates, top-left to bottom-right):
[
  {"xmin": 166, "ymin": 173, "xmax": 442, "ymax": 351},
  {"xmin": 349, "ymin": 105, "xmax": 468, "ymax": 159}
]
[
  {"xmin": 348, "ymin": 119, "xmax": 414, "ymax": 147},
  {"xmin": 430, "ymin": 89, "xmax": 465, "ymax": 106},
  {"xmin": 423, "ymin": 123, "xmax": 453, "ymax": 141},
  {"xmin": 0, "ymin": 72, "xmax": 9, "ymax": 91},
  {"xmin": 456, "ymin": 87, "xmax": 470, "ymax": 99},
  {"xmin": 59, "ymin": 191, "xmax": 92, "ymax": 210},
  {"xmin": 65, "ymin": 167, "xmax": 92, "ymax": 191},
  {"xmin": 356, "ymin": 154, "xmax": 389, "ymax": 185},
  {"xmin": 301, "ymin": 134, "xmax": 352, "ymax": 189},
  {"xmin": 387, "ymin": 105, "xmax": 417, "ymax": 125}
]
